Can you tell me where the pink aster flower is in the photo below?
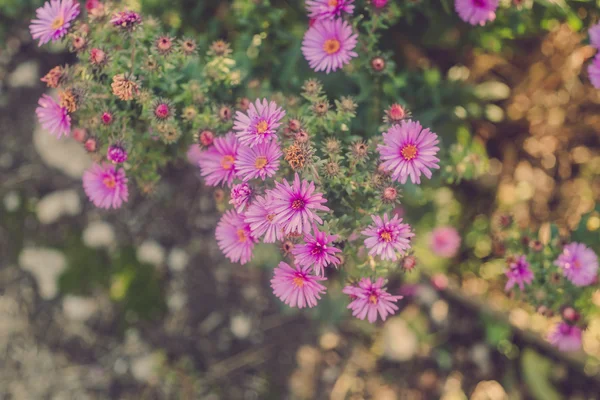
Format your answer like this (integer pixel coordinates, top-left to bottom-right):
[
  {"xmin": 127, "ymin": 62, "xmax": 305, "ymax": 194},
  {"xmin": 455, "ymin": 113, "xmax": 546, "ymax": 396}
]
[
  {"xmin": 269, "ymin": 173, "xmax": 330, "ymax": 235},
  {"xmin": 589, "ymin": 22, "xmax": 600, "ymax": 49},
  {"xmin": 362, "ymin": 214, "xmax": 414, "ymax": 261},
  {"xmin": 292, "ymin": 223, "xmax": 341, "ymax": 276},
  {"xmin": 504, "ymin": 255, "xmax": 534, "ymax": 291},
  {"xmin": 30, "ymin": 0, "xmax": 80, "ymax": 46},
  {"xmin": 429, "ymin": 226, "xmax": 461, "ymax": 258},
  {"xmin": 198, "ymin": 132, "xmax": 239, "ymax": 187},
  {"xmin": 36, "ymin": 94, "xmax": 71, "ymax": 138},
  {"xmin": 555, "ymin": 242, "xmax": 598, "ymax": 287},
  {"xmin": 233, "ymin": 98, "xmax": 285, "ymax": 148},
  {"xmin": 216, "ymin": 210, "xmax": 256, "ymax": 265},
  {"xmin": 454, "ymin": 0, "xmax": 498, "ymax": 26},
  {"xmin": 110, "ymin": 10, "xmax": 142, "ymax": 30},
  {"xmin": 343, "ymin": 278, "xmax": 402, "ymax": 323},
  {"xmin": 378, "ymin": 120, "xmax": 440, "ymax": 185},
  {"xmin": 588, "ymin": 54, "xmax": 600, "ymax": 89},
  {"xmin": 229, "ymin": 183, "xmax": 253, "ymax": 213},
  {"xmin": 82, "ymin": 163, "xmax": 128, "ymax": 209},
  {"xmin": 270, "ymin": 261, "xmax": 327, "ymax": 309},
  {"xmin": 235, "ymin": 141, "xmax": 282, "ymax": 181},
  {"xmin": 306, "ymin": 0, "xmax": 354, "ymax": 20},
  {"xmin": 244, "ymin": 195, "xmax": 283, "ymax": 243},
  {"xmin": 302, "ymin": 18, "xmax": 358, "ymax": 74},
  {"xmin": 548, "ymin": 322, "xmax": 583, "ymax": 352}
]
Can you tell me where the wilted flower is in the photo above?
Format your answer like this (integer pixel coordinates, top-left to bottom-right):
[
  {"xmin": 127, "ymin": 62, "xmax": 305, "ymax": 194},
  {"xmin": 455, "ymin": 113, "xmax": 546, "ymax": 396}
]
[
  {"xmin": 111, "ymin": 74, "xmax": 139, "ymax": 101},
  {"xmin": 30, "ymin": 0, "xmax": 80, "ymax": 46},
  {"xmin": 59, "ymin": 88, "xmax": 80, "ymax": 113},
  {"xmin": 41, "ymin": 66, "xmax": 65, "ymax": 88},
  {"xmin": 284, "ymin": 143, "xmax": 311, "ymax": 171}
]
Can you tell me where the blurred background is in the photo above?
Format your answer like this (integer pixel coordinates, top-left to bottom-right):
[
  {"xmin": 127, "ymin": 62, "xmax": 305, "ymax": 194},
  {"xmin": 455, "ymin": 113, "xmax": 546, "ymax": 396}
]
[{"xmin": 1, "ymin": 0, "xmax": 599, "ymax": 398}]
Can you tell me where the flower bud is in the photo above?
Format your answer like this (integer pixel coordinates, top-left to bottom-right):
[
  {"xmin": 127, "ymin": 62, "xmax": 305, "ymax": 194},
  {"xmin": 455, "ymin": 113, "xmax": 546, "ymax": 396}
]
[
  {"xmin": 402, "ymin": 255, "xmax": 417, "ymax": 272},
  {"xmin": 371, "ymin": 56, "xmax": 385, "ymax": 72},
  {"xmin": 562, "ymin": 307, "xmax": 580, "ymax": 322}
]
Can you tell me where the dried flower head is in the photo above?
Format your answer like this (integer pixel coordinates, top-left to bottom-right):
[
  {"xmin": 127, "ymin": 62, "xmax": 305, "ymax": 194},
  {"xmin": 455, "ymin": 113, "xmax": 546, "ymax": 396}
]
[
  {"xmin": 158, "ymin": 124, "xmax": 182, "ymax": 144},
  {"xmin": 285, "ymin": 143, "xmax": 311, "ymax": 171},
  {"xmin": 41, "ymin": 66, "xmax": 65, "ymax": 88},
  {"xmin": 59, "ymin": 88, "xmax": 81, "ymax": 112},
  {"xmin": 324, "ymin": 161, "xmax": 340, "ymax": 177},
  {"xmin": 111, "ymin": 74, "xmax": 139, "ymax": 101}
]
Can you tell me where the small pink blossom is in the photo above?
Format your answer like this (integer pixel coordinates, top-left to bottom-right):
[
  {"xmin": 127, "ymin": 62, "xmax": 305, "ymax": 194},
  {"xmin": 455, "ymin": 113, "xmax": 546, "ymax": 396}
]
[
  {"xmin": 504, "ymin": 255, "xmax": 534, "ymax": 291},
  {"xmin": 36, "ymin": 94, "xmax": 71, "ymax": 138},
  {"xmin": 362, "ymin": 214, "xmax": 413, "ymax": 261},
  {"xmin": 270, "ymin": 261, "xmax": 327, "ymax": 308},
  {"xmin": 548, "ymin": 322, "xmax": 583, "ymax": 352},
  {"xmin": 555, "ymin": 242, "xmax": 598, "ymax": 287},
  {"xmin": 343, "ymin": 278, "xmax": 402, "ymax": 323},
  {"xmin": 429, "ymin": 226, "xmax": 461, "ymax": 258},
  {"xmin": 82, "ymin": 163, "xmax": 128, "ymax": 209}
]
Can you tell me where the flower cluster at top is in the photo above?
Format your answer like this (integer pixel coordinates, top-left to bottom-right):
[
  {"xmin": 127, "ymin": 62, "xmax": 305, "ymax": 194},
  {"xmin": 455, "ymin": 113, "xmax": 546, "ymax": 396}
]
[
  {"xmin": 198, "ymin": 75, "xmax": 440, "ymax": 322},
  {"xmin": 32, "ymin": 0, "xmax": 244, "ymax": 208},
  {"xmin": 493, "ymin": 215, "xmax": 599, "ymax": 352}
]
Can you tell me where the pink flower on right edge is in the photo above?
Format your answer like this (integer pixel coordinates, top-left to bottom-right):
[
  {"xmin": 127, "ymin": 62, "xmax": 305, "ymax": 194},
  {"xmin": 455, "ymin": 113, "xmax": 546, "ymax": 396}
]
[
  {"xmin": 306, "ymin": 0, "xmax": 354, "ymax": 21},
  {"xmin": 548, "ymin": 322, "xmax": 582, "ymax": 352},
  {"xmin": 36, "ymin": 94, "xmax": 71, "ymax": 138},
  {"xmin": 429, "ymin": 226, "xmax": 461, "ymax": 258},
  {"xmin": 216, "ymin": 210, "xmax": 256, "ymax": 265},
  {"xmin": 454, "ymin": 0, "xmax": 498, "ymax": 26},
  {"xmin": 588, "ymin": 53, "xmax": 600, "ymax": 89},
  {"xmin": 504, "ymin": 255, "xmax": 534, "ymax": 291},
  {"xmin": 378, "ymin": 120, "xmax": 440, "ymax": 185},
  {"xmin": 83, "ymin": 163, "xmax": 128, "ymax": 209},
  {"xmin": 271, "ymin": 262, "xmax": 327, "ymax": 309},
  {"xmin": 302, "ymin": 18, "xmax": 358, "ymax": 74},
  {"xmin": 343, "ymin": 278, "xmax": 402, "ymax": 323},
  {"xmin": 554, "ymin": 242, "xmax": 598, "ymax": 287},
  {"xmin": 362, "ymin": 214, "xmax": 414, "ymax": 261}
]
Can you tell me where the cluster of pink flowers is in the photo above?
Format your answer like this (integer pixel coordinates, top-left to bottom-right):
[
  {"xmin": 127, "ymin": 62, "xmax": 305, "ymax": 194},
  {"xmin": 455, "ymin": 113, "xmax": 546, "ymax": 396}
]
[
  {"xmin": 32, "ymin": 0, "xmax": 131, "ymax": 210},
  {"xmin": 196, "ymin": 97, "xmax": 444, "ymax": 323},
  {"xmin": 301, "ymin": 0, "xmax": 358, "ymax": 73}
]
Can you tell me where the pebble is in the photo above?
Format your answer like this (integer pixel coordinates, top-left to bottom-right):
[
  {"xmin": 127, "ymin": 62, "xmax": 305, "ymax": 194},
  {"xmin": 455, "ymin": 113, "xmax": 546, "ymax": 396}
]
[
  {"xmin": 7, "ymin": 61, "xmax": 39, "ymax": 88},
  {"xmin": 82, "ymin": 221, "xmax": 116, "ymax": 248},
  {"xmin": 19, "ymin": 247, "xmax": 67, "ymax": 300},
  {"xmin": 382, "ymin": 317, "xmax": 418, "ymax": 362},
  {"xmin": 136, "ymin": 240, "xmax": 165, "ymax": 266},
  {"xmin": 36, "ymin": 190, "xmax": 81, "ymax": 224}
]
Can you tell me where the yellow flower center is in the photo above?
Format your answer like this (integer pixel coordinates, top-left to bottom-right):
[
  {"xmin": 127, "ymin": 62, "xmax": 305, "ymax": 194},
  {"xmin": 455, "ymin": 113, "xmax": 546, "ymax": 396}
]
[
  {"xmin": 573, "ymin": 260, "xmax": 581, "ymax": 269},
  {"xmin": 293, "ymin": 276, "xmax": 305, "ymax": 287},
  {"xmin": 292, "ymin": 199, "xmax": 305, "ymax": 210},
  {"xmin": 380, "ymin": 231, "xmax": 392, "ymax": 242},
  {"xmin": 255, "ymin": 156, "xmax": 268, "ymax": 169},
  {"xmin": 401, "ymin": 144, "xmax": 418, "ymax": 161},
  {"xmin": 103, "ymin": 176, "xmax": 116, "ymax": 189},
  {"xmin": 267, "ymin": 213, "xmax": 275, "ymax": 222},
  {"xmin": 256, "ymin": 120, "xmax": 268, "ymax": 134},
  {"xmin": 237, "ymin": 229, "xmax": 247, "ymax": 242},
  {"xmin": 369, "ymin": 294, "xmax": 378, "ymax": 304},
  {"xmin": 221, "ymin": 155, "xmax": 235, "ymax": 170},
  {"xmin": 328, "ymin": 0, "xmax": 338, "ymax": 6},
  {"xmin": 323, "ymin": 39, "xmax": 341, "ymax": 55},
  {"xmin": 51, "ymin": 16, "xmax": 64, "ymax": 30}
]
